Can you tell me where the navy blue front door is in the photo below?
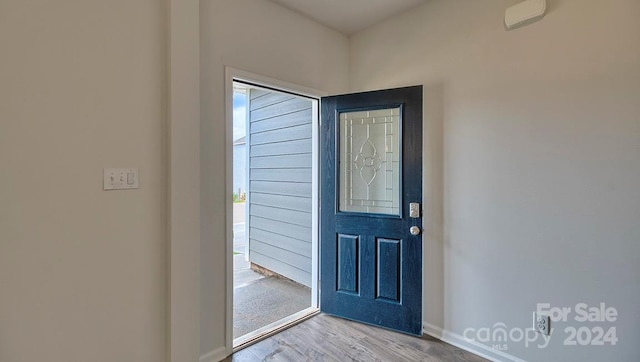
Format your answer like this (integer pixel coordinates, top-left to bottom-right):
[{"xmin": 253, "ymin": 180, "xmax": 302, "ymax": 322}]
[{"xmin": 320, "ymin": 86, "xmax": 423, "ymax": 335}]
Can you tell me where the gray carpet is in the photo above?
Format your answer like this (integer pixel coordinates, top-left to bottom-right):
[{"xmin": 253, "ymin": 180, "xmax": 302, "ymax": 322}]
[{"xmin": 233, "ymin": 276, "xmax": 311, "ymax": 338}]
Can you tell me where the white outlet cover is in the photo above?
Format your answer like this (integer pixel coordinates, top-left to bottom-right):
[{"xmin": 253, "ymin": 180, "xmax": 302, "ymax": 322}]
[
  {"xmin": 533, "ymin": 312, "xmax": 550, "ymax": 335},
  {"xmin": 104, "ymin": 168, "xmax": 139, "ymax": 190}
]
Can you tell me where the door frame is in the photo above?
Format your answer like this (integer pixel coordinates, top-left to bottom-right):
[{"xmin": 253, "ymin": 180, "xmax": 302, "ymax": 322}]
[{"xmin": 224, "ymin": 67, "xmax": 326, "ymax": 351}]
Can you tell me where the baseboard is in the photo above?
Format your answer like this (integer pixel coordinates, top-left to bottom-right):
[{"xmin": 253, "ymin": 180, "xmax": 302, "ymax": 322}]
[
  {"xmin": 423, "ymin": 322, "xmax": 526, "ymax": 362},
  {"xmin": 202, "ymin": 322, "xmax": 523, "ymax": 362},
  {"xmin": 199, "ymin": 346, "xmax": 228, "ymax": 362}
]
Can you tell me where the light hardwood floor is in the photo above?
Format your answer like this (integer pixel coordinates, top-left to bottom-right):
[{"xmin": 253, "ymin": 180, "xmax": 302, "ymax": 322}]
[{"xmin": 225, "ymin": 314, "xmax": 487, "ymax": 361}]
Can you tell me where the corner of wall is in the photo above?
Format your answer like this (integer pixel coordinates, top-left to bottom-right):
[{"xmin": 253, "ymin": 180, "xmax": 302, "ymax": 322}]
[{"xmin": 199, "ymin": 347, "xmax": 228, "ymax": 362}]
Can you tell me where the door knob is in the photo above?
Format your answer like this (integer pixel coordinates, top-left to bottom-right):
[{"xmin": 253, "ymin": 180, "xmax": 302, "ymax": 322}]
[{"xmin": 410, "ymin": 226, "xmax": 421, "ymax": 236}]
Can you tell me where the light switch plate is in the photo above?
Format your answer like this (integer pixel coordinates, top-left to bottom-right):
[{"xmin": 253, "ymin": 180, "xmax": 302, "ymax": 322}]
[{"xmin": 104, "ymin": 168, "xmax": 139, "ymax": 190}]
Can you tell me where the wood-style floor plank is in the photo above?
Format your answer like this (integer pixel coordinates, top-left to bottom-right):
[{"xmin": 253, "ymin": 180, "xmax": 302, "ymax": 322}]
[{"xmin": 225, "ymin": 314, "xmax": 487, "ymax": 362}]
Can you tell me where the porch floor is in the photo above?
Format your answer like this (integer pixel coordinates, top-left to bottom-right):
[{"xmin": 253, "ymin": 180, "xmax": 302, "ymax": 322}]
[{"xmin": 233, "ymin": 216, "xmax": 311, "ymax": 339}]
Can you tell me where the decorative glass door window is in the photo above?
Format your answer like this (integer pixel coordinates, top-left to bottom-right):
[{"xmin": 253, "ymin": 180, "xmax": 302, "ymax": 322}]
[{"xmin": 339, "ymin": 107, "xmax": 401, "ymax": 216}]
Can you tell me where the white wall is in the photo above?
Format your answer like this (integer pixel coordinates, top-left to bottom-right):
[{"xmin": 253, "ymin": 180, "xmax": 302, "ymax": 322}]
[
  {"xmin": 0, "ymin": 1, "xmax": 167, "ymax": 361},
  {"xmin": 199, "ymin": 0, "xmax": 349, "ymax": 357},
  {"xmin": 0, "ymin": 0, "xmax": 347, "ymax": 360},
  {"xmin": 350, "ymin": 0, "xmax": 640, "ymax": 361},
  {"xmin": 5, "ymin": 0, "xmax": 637, "ymax": 361}
]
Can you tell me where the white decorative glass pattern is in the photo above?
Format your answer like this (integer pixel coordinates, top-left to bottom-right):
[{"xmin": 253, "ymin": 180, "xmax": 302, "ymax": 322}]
[{"xmin": 339, "ymin": 107, "xmax": 400, "ymax": 215}]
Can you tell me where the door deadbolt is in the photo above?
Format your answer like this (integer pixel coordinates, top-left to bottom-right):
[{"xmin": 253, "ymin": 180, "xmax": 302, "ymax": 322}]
[{"xmin": 409, "ymin": 202, "xmax": 420, "ymax": 218}]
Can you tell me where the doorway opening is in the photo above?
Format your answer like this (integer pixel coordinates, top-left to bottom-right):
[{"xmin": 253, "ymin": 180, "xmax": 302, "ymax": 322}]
[{"xmin": 229, "ymin": 75, "xmax": 320, "ymax": 349}]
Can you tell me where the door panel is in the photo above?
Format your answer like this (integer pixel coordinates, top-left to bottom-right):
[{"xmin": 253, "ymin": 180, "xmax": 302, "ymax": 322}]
[
  {"xmin": 337, "ymin": 234, "xmax": 359, "ymax": 294},
  {"xmin": 376, "ymin": 238, "xmax": 401, "ymax": 302},
  {"xmin": 320, "ymin": 86, "xmax": 423, "ymax": 335}
]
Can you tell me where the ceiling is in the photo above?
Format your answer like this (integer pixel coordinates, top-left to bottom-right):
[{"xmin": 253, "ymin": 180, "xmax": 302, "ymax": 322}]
[{"xmin": 269, "ymin": 0, "xmax": 428, "ymax": 36}]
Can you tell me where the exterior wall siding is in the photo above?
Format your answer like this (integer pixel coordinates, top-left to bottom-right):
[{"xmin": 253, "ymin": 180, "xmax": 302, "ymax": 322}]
[{"xmin": 248, "ymin": 88, "xmax": 313, "ymax": 287}]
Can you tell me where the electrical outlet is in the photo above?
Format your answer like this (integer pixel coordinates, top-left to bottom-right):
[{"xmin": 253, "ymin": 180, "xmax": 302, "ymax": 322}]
[{"xmin": 533, "ymin": 312, "xmax": 550, "ymax": 335}]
